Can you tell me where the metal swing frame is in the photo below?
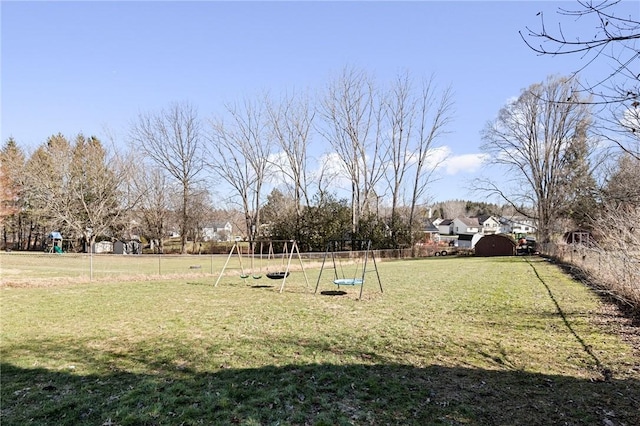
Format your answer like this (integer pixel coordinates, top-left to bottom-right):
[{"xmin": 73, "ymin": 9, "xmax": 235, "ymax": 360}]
[
  {"xmin": 215, "ymin": 239, "xmax": 310, "ymax": 293},
  {"xmin": 314, "ymin": 239, "xmax": 383, "ymax": 299}
]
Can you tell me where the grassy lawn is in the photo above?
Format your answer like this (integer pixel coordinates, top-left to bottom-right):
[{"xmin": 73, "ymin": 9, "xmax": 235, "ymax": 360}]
[
  {"xmin": 0, "ymin": 250, "xmax": 316, "ymax": 284},
  {"xmin": 1, "ymin": 256, "xmax": 638, "ymax": 425}
]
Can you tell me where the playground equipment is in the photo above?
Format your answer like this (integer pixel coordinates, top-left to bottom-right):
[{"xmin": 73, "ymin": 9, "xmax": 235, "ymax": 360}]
[
  {"xmin": 314, "ymin": 239, "xmax": 383, "ymax": 299},
  {"xmin": 45, "ymin": 231, "xmax": 63, "ymax": 253},
  {"xmin": 215, "ymin": 240, "xmax": 309, "ymax": 293},
  {"xmin": 250, "ymin": 241, "xmax": 263, "ymax": 279},
  {"xmin": 214, "ymin": 242, "xmax": 248, "ymax": 285}
]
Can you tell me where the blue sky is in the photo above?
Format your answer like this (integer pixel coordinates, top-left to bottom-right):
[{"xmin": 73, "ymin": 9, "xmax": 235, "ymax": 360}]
[{"xmin": 2, "ymin": 1, "xmax": 633, "ymax": 203}]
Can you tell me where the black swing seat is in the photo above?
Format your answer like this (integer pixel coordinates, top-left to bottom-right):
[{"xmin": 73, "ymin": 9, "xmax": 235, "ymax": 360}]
[
  {"xmin": 334, "ymin": 278, "xmax": 363, "ymax": 286},
  {"xmin": 266, "ymin": 271, "xmax": 290, "ymax": 280}
]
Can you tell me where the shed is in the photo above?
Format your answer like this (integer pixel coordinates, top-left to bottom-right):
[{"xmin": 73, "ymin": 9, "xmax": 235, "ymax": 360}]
[
  {"xmin": 113, "ymin": 240, "xmax": 125, "ymax": 255},
  {"xmin": 474, "ymin": 234, "xmax": 516, "ymax": 257},
  {"xmin": 92, "ymin": 240, "xmax": 113, "ymax": 254},
  {"xmin": 563, "ymin": 230, "xmax": 595, "ymax": 247}
]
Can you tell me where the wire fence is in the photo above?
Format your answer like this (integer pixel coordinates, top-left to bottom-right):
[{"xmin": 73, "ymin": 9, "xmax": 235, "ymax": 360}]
[
  {"xmin": 539, "ymin": 243, "xmax": 640, "ymax": 308},
  {"xmin": 0, "ymin": 248, "xmax": 413, "ymax": 286},
  {"xmin": 0, "ymin": 252, "xmax": 225, "ymax": 284}
]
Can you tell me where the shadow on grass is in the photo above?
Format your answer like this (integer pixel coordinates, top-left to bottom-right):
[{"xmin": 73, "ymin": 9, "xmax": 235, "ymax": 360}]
[
  {"xmin": 524, "ymin": 257, "xmax": 614, "ymax": 381},
  {"xmin": 319, "ymin": 290, "xmax": 348, "ymax": 296},
  {"xmin": 2, "ymin": 360, "xmax": 639, "ymax": 426}
]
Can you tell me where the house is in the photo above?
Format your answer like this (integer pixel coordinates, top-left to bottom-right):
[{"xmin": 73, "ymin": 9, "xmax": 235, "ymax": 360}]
[
  {"xmin": 477, "ymin": 215, "xmax": 501, "ymax": 234},
  {"xmin": 500, "ymin": 216, "xmax": 537, "ymax": 235},
  {"xmin": 422, "ymin": 220, "xmax": 440, "ymax": 243},
  {"xmin": 453, "ymin": 216, "xmax": 480, "ymax": 235},
  {"xmin": 202, "ymin": 222, "xmax": 233, "ymax": 242},
  {"xmin": 432, "ymin": 217, "xmax": 445, "ymax": 227},
  {"xmin": 437, "ymin": 219, "xmax": 454, "ymax": 235}
]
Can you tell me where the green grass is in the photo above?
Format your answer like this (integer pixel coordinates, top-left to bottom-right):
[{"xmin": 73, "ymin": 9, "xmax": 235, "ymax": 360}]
[{"xmin": 1, "ymin": 256, "xmax": 639, "ymax": 425}]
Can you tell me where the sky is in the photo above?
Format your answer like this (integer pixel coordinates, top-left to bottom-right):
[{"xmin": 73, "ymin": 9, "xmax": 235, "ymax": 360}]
[{"xmin": 2, "ymin": 0, "xmax": 635, "ymax": 203}]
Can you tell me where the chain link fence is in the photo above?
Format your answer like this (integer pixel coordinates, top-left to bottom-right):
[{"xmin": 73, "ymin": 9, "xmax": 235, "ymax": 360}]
[
  {"xmin": 0, "ymin": 252, "xmax": 226, "ymax": 285},
  {"xmin": 539, "ymin": 243, "xmax": 640, "ymax": 308}
]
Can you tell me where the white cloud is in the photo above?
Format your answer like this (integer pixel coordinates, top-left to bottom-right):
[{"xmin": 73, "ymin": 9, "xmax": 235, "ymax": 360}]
[
  {"xmin": 315, "ymin": 152, "xmax": 351, "ymax": 189},
  {"xmin": 441, "ymin": 152, "xmax": 490, "ymax": 175},
  {"xmin": 424, "ymin": 145, "xmax": 489, "ymax": 176},
  {"xmin": 423, "ymin": 146, "xmax": 451, "ymax": 170},
  {"xmin": 265, "ymin": 151, "xmax": 290, "ymax": 186}
]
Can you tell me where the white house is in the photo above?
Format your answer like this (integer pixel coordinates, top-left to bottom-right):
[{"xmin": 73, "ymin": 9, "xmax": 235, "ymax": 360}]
[
  {"xmin": 500, "ymin": 216, "xmax": 537, "ymax": 235},
  {"xmin": 437, "ymin": 219, "xmax": 454, "ymax": 235},
  {"xmin": 432, "ymin": 217, "xmax": 444, "ymax": 227},
  {"xmin": 478, "ymin": 215, "xmax": 501, "ymax": 234},
  {"xmin": 202, "ymin": 222, "xmax": 233, "ymax": 242},
  {"xmin": 453, "ymin": 216, "xmax": 481, "ymax": 235}
]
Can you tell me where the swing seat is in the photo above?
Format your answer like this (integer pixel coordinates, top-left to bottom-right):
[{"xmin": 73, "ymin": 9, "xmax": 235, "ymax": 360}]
[
  {"xmin": 334, "ymin": 278, "xmax": 363, "ymax": 286},
  {"xmin": 252, "ymin": 275, "xmax": 262, "ymax": 279},
  {"xmin": 240, "ymin": 274, "xmax": 250, "ymax": 279},
  {"xmin": 266, "ymin": 272, "xmax": 290, "ymax": 280}
]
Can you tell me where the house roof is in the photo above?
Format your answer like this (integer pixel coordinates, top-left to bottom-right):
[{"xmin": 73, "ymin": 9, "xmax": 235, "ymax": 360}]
[
  {"xmin": 456, "ymin": 216, "xmax": 480, "ymax": 227},
  {"xmin": 423, "ymin": 221, "xmax": 439, "ymax": 233},
  {"xmin": 475, "ymin": 215, "xmax": 499, "ymax": 225},
  {"xmin": 439, "ymin": 219, "xmax": 453, "ymax": 226},
  {"xmin": 501, "ymin": 216, "xmax": 535, "ymax": 225},
  {"xmin": 204, "ymin": 222, "xmax": 231, "ymax": 229}
]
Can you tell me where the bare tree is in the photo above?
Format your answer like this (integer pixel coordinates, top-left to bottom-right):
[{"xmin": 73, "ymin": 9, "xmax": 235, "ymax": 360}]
[
  {"xmin": 522, "ymin": 1, "xmax": 639, "ymax": 157},
  {"xmin": 382, "ymin": 71, "xmax": 414, "ymax": 237},
  {"xmin": 589, "ymin": 153, "xmax": 640, "ymax": 305},
  {"xmin": 478, "ymin": 75, "xmax": 594, "ymax": 243},
  {"xmin": 206, "ymin": 97, "xmax": 273, "ymax": 243},
  {"xmin": 129, "ymin": 101, "xmax": 204, "ymax": 254},
  {"xmin": 185, "ymin": 187, "xmax": 211, "ymax": 254},
  {"xmin": 381, "ymin": 72, "xmax": 454, "ymax": 248},
  {"xmin": 317, "ymin": 66, "xmax": 386, "ymax": 237},
  {"xmin": 266, "ymin": 90, "xmax": 314, "ymax": 223},
  {"xmin": 406, "ymin": 77, "xmax": 454, "ymax": 246},
  {"xmin": 131, "ymin": 166, "xmax": 171, "ymax": 253},
  {"xmin": 521, "ymin": 0, "xmax": 639, "ymax": 106}
]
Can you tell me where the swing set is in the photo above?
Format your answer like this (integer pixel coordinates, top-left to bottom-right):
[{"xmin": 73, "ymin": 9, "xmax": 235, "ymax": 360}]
[
  {"xmin": 314, "ymin": 239, "xmax": 383, "ymax": 299},
  {"xmin": 215, "ymin": 240, "xmax": 309, "ymax": 293}
]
